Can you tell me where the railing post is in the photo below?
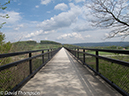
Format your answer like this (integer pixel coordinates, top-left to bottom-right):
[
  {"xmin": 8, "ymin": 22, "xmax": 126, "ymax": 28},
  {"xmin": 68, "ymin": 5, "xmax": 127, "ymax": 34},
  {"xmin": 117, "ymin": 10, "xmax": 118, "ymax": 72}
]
[
  {"xmin": 83, "ymin": 49, "xmax": 85, "ymax": 64},
  {"xmin": 48, "ymin": 49, "xmax": 49, "ymax": 59},
  {"xmin": 77, "ymin": 48, "xmax": 79, "ymax": 59},
  {"xmin": 73, "ymin": 48, "xmax": 74, "ymax": 55},
  {"xmin": 96, "ymin": 51, "xmax": 99, "ymax": 75},
  {"xmin": 29, "ymin": 53, "xmax": 32, "ymax": 74},
  {"xmin": 75, "ymin": 48, "xmax": 77, "ymax": 57},
  {"xmin": 42, "ymin": 50, "xmax": 44, "ymax": 64},
  {"xmin": 51, "ymin": 49, "xmax": 52, "ymax": 58}
]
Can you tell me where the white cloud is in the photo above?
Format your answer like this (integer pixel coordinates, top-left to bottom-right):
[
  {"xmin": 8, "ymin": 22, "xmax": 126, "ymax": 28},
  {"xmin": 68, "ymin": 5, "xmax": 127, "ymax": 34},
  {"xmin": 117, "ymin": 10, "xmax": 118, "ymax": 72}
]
[
  {"xmin": 25, "ymin": 30, "xmax": 43, "ymax": 38},
  {"xmin": 72, "ymin": 24, "xmax": 89, "ymax": 32},
  {"xmin": 41, "ymin": 0, "xmax": 51, "ymax": 5},
  {"xmin": 14, "ymin": 24, "xmax": 24, "ymax": 30},
  {"xmin": 0, "ymin": 11, "xmax": 22, "ymax": 24},
  {"xmin": 75, "ymin": 0, "xmax": 85, "ymax": 3},
  {"xmin": 35, "ymin": 5, "xmax": 39, "ymax": 8},
  {"xmin": 29, "ymin": 39, "xmax": 33, "ymax": 41},
  {"xmin": 7, "ymin": 11, "xmax": 21, "ymax": 23},
  {"xmin": 69, "ymin": 0, "xmax": 72, "ymax": 2},
  {"xmin": 57, "ymin": 32, "xmax": 84, "ymax": 40},
  {"xmin": 72, "ymin": 21, "xmax": 95, "ymax": 32},
  {"xmin": 85, "ymin": 35, "xmax": 91, "ymax": 38},
  {"xmin": 54, "ymin": 3, "xmax": 68, "ymax": 11},
  {"xmin": 47, "ymin": 11, "xmax": 51, "ymax": 13},
  {"xmin": 43, "ymin": 30, "xmax": 56, "ymax": 34},
  {"xmin": 37, "ymin": 3, "xmax": 81, "ymax": 31},
  {"xmin": 45, "ymin": 37, "xmax": 48, "ymax": 40}
]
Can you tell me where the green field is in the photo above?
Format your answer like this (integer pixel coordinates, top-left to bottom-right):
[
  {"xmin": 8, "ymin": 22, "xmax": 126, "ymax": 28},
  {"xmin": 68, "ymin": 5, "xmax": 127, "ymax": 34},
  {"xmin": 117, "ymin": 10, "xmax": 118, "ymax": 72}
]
[{"xmin": 86, "ymin": 51, "xmax": 114, "ymax": 55}]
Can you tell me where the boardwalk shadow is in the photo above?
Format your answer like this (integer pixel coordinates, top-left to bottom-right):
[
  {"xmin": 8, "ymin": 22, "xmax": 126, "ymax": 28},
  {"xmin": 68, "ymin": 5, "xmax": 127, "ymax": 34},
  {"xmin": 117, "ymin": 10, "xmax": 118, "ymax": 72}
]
[
  {"xmin": 21, "ymin": 61, "xmax": 89, "ymax": 96},
  {"xmin": 65, "ymin": 49, "xmax": 122, "ymax": 96},
  {"xmin": 20, "ymin": 48, "xmax": 121, "ymax": 96}
]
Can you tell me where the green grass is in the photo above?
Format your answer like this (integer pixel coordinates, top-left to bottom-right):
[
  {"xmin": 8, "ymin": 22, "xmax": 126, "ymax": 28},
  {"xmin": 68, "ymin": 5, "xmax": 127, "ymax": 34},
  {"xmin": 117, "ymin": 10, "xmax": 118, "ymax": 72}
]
[
  {"xmin": 111, "ymin": 55, "xmax": 129, "ymax": 62},
  {"xmin": 0, "ymin": 41, "xmax": 61, "ymax": 94},
  {"xmin": 11, "ymin": 43, "xmax": 62, "ymax": 52},
  {"xmin": 74, "ymin": 49, "xmax": 129, "ymax": 94},
  {"xmin": 32, "ymin": 44, "xmax": 62, "ymax": 50},
  {"xmin": 0, "ymin": 53, "xmax": 52, "ymax": 94},
  {"xmin": 99, "ymin": 59, "xmax": 129, "ymax": 93},
  {"xmin": 83, "ymin": 55, "xmax": 129, "ymax": 94},
  {"xmin": 99, "ymin": 52, "xmax": 115, "ymax": 55},
  {"xmin": 32, "ymin": 58, "xmax": 43, "ymax": 72},
  {"xmin": 0, "ymin": 61, "xmax": 29, "ymax": 93},
  {"xmin": 86, "ymin": 51, "xmax": 115, "ymax": 55},
  {"xmin": 72, "ymin": 48, "xmax": 129, "ymax": 94}
]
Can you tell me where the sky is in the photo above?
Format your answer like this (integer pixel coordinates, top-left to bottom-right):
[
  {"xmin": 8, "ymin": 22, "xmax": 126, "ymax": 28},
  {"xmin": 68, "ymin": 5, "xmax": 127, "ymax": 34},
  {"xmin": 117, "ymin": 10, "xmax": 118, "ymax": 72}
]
[{"xmin": 0, "ymin": 0, "xmax": 129, "ymax": 44}]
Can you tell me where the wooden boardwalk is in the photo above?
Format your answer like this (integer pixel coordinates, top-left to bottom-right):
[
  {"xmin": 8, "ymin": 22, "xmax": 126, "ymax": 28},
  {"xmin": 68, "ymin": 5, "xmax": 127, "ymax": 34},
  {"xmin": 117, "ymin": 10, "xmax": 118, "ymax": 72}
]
[{"xmin": 20, "ymin": 48, "xmax": 121, "ymax": 96}]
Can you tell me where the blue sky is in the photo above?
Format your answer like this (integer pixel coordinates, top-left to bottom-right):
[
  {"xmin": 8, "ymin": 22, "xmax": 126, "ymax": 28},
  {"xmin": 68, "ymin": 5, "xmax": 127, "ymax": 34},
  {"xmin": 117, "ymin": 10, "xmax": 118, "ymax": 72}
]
[{"xmin": 0, "ymin": 0, "xmax": 129, "ymax": 44}]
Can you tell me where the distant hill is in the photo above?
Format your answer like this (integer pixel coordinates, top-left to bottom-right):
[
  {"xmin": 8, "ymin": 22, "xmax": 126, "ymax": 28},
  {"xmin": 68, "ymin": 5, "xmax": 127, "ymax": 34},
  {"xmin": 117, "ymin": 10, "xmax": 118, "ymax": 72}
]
[
  {"xmin": 12, "ymin": 40, "xmax": 62, "ymax": 52},
  {"xmin": 73, "ymin": 42, "xmax": 129, "ymax": 47},
  {"xmin": 13, "ymin": 40, "xmax": 61, "ymax": 45}
]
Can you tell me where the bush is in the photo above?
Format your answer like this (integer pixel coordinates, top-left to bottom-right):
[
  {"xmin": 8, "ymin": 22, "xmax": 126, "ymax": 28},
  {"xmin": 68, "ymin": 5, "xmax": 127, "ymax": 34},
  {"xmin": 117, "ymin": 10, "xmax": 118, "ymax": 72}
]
[{"xmin": 0, "ymin": 32, "xmax": 12, "ymax": 66}]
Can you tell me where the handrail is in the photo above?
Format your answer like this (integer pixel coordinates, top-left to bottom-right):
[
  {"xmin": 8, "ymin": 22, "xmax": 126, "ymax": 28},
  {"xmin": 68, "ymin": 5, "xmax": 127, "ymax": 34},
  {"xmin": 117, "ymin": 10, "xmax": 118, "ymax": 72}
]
[
  {"xmin": 65, "ymin": 47, "xmax": 129, "ymax": 96},
  {"xmin": 68, "ymin": 49, "xmax": 129, "ymax": 67},
  {"xmin": 0, "ymin": 48, "xmax": 55, "ymax": 58},
  {"xmin": 73, "ymin": 47, "xmax": 129, "ymax": 54},
  {"xmin": 0, "ymin": 47, "xmax": 61, "ymax": 93},
  {"xmin": 0, "ymin": 51, "xmax": 55, "ymax": 71}
]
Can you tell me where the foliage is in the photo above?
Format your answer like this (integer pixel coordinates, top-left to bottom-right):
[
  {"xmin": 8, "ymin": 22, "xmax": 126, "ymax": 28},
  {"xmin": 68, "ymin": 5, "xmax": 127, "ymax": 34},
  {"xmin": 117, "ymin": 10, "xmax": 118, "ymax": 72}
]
[
  {"xmin": 0, "ymin": 1, "xmax": 11, "ymax": 66},
  {"xmin": 0, "ymin": 32, "xmax": 12, "ymax": 54},
  {"xmin": 11, "ymin": 41, "xmax": 37, "ymax": 52},
  {"xmin": 11, "ymin": 40, "xmax": 62, "ymax": 52},
  {"xmin": 0, "ymin": 32, "xmax": 5, "ymax": 44},
  {"xmin": 22, "ymin": 40, "xmax": 37, "ymax": 45},
  {"xmin": 0, "ymin": 0, "xmax": 10, "ymax": 28},
  {"xmin": 0, "ymin": 32, "xmax": 12, "ymax": 66},
  {"xmin": 40, "ymin": 40, "xmax": 61, "ymax": 45},
  {"xmin": 63, "ymin": 44, "xmax": 80, "ymax": 48}
]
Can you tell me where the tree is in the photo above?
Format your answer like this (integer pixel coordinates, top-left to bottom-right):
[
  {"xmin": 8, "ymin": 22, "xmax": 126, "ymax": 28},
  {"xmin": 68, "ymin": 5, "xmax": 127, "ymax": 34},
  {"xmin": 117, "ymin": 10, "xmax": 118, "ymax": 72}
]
[
  {"xmin": 0, "ymin": 0, "xmax": 10, "ymax": 28},
  {"xmin": 0, "ymin": 1, "xmax": 11, "ymax": 66},
  {"xmin": 0, "ymin": 32, "xmax": 12, "ymax": 52},
  {"xmin": 0, "ymin": 32, "xmax": 12, "ymax": 66},
  {"xmin": 86, "ymin": 0, "xmax": 129, "ymax": 39},
  {"xmin": 40, "ymin": 40, "xmax": 61, "ymax": 45}
]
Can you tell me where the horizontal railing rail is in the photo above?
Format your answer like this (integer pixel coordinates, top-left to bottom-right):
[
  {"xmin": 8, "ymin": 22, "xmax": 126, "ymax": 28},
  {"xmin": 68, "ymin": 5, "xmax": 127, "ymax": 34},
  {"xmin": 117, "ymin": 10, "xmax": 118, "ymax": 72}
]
[
  {"xmin": 78, "ymin": 48, "xmax": 129, "ymax": 54},
  {"xmin": 70, "ymin": 50, "xmax": 129, "ymax": 67},
  {"xmin": 0, "ymin": 47, "xmax": 61, "ymax": 93},
  {"xmin": 0, "ymin": 48, "xmax": 57, "ymax": 58},
  {"xmin": 65, "ymin": 47, "xmax": 129, "ymax": 96}
]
